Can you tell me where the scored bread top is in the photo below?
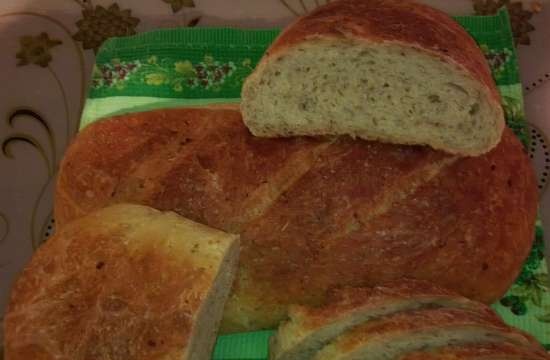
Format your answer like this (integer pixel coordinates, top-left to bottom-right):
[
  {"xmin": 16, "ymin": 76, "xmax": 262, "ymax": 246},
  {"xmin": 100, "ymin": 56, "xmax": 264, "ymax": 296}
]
[
  {"xmin": 4, "ymin": 204, "xmax": 238, "ymax": 360},
  {"xmin": 55, "ymin": 107, "xmax": 537, "ymax": 332},
  {"xmin": 266, "ymin": 0, "xmax": 500, "ymax": 107}
]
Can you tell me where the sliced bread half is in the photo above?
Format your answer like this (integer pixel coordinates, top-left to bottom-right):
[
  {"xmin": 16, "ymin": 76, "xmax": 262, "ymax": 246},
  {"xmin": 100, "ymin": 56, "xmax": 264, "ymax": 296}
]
[
  {"xmin": 4, "ymin": 203, "xmax": 240, "ymax": 360},
  {"xmin": 241, "ymin": 0, "xmax": 504, "ymax": 156}
]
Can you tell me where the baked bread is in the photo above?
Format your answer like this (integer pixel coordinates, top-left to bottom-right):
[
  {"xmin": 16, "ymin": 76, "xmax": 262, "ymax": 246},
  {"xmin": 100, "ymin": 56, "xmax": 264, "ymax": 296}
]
[
  {"xmin": 270, "ymin": 280, "xmax": 487, "ymax": 360},
  {"xmin": 3, "ymin": 204, "xmax": 240, "ymax": 360},
  {"xmin": 54, "ymin": 107, "xmax": 537, "ymax": 332},
  {"xmin": 271, "ymin": 280, "xmax": 550, "ymax": 360},
  {"xmin": 313, "ymin": 307, "xmax": 544, "ymax": 360},
  {"xmin": 241, "ymin": 0, "xmax": 504, "ymax": 156}
]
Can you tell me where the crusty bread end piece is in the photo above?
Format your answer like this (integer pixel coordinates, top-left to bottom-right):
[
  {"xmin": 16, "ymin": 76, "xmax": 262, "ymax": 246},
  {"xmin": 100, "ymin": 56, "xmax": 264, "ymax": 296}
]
[
  {"xmin": 313, "ymin": 308, "xmax": 542, "ymax": 360},
  {"xmin": 271, "ymin": 281, "xmax": 548, "ymax": 360},
  {"xmin": 270, "ymin": 280, "xmax": 486, "ymax": 360},
  {"xmin": 4, "ymin": 204, "xmax": 240, "ymax": 360},
  {"xmin": 241, "ymin": 0, "xmax": 505, "ymax": 156}
]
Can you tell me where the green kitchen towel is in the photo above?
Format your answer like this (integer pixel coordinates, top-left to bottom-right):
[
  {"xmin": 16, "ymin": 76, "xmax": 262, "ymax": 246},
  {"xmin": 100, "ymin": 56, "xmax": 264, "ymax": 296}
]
[{"xmin": 81, "ymin": 8, "xmax": 550, "ymax": 357}]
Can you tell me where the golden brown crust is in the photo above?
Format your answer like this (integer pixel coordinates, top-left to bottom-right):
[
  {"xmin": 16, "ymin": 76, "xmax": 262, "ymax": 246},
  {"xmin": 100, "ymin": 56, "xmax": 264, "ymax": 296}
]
[
  {"xmin": 266, "ymin": 0, "xmax": 501, "ymax": 107},
  {"xmin": 55, "ymin": 107, "xmax": 537, "ymax": 331},
  {"xmin": 4, "ymin": 204, "xmax": 237, "ymax": 360}
]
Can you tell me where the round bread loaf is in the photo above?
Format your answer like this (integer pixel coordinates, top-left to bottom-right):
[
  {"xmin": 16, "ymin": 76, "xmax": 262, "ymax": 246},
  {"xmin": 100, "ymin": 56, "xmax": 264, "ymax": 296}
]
[
  {"xmin": 55, "ymin": 107, "xmax": 537, "ymax": 332},
  {"xmin": 241, "ymin": 0, "xmax": 504, "ymax": 156}
]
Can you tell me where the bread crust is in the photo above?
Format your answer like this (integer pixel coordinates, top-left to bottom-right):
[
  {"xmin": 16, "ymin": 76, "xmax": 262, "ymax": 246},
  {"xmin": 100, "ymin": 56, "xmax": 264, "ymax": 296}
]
[
  {"xmin": 55, "ymin": 107, "xmax": 537, "ymax": 332},
  {"xmin": 4, "ymin": 204, "xmax": 238, "ymax": 360}
]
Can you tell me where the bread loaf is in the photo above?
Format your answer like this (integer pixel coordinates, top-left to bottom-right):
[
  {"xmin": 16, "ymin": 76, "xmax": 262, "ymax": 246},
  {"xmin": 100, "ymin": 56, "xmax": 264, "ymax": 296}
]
[
  {"xmin": 4, "ymin": 204, "xmax": 240, "ymax": 360},
  {"xmin": 55, "ymin": 107, "xmax": 537, "ymax": 332},
  {"xmin": 271, "ymin": 280, "xmax": 549, "ymax": 360},
  {"xmin": 241, "ymin": 0, "xmax": 504, "ymax": 156}
]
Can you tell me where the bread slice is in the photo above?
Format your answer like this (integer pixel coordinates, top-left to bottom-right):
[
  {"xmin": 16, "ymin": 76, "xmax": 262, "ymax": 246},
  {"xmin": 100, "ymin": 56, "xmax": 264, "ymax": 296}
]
[
  {"xmin": 241, "ymin": 0, "xmax": 504, "ymax": 156},
  {"xmin": 313, "ymin": 308, "xmax": 542, "ymax": 360},
  {"xmin": 3, "ymin": 204, "xmax": 239, "ymax": 360},
  {"xmin": 399, "ymin": 342, "xmax": 550, "ymax": 360},
  {"xmin": 270, "ymin": 280, "xmax": 486, "ymax": 360}
]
